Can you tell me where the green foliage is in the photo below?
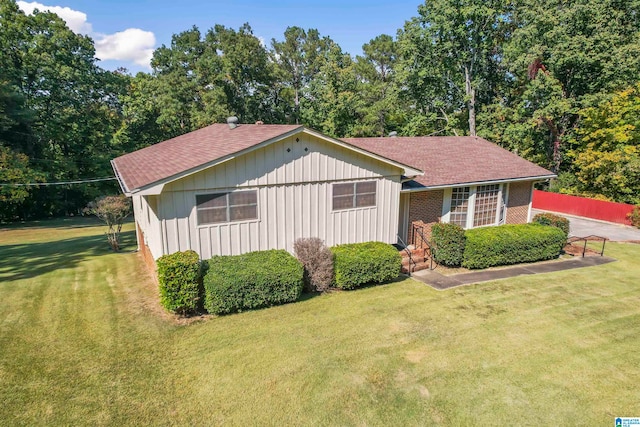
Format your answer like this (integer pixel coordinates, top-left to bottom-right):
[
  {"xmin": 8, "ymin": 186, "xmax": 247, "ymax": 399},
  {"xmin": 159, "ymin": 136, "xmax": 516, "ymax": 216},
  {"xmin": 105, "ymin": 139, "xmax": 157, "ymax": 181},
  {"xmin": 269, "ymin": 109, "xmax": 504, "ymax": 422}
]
[
  {"xmin": 156, "ymin": 250, "xmax": 202, "ymax": 315},
  {"xmin": 532, "ymin": 213, "xmax": 570, "ymax": 239},
  {"xmin": 431, "ymin": 223, "xmax": 466, "ymax": 267},
  {"xmin": 567, "ymin": 84, "xmax": 640, "ymax": 204},
  {"xmin": 628, "ymin": 206, "xmax": 640, "ymax": 228},
  {"xmin": 204, "ymin": 250, "xmax": 304, "ymax": 315},
  {"xmin": 463, "ymin": 224, "xmax": 566, "ymax": 269},
  {"xmin": 294, "ymin": 238, "xmax": 334, "ymax": 292},
  {"xmin": 330, "ymin": 242, "xmax": 401, "ymax": 290},
  {"xmin": 84, "ymin": 195, "xmax": 132, "ymax": 251}
]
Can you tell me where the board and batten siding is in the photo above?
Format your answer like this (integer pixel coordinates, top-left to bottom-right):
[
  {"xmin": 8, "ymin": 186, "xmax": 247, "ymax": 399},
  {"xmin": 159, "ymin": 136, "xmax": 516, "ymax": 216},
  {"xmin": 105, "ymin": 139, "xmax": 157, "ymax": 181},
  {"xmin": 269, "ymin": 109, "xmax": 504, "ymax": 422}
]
[
  {"xmin": 132, "ymin": 194, "xmax": 164, "ymax": 259},
  {"xmin": 150, "ymin": 132, "xmax": 402, "ymax": 258}
]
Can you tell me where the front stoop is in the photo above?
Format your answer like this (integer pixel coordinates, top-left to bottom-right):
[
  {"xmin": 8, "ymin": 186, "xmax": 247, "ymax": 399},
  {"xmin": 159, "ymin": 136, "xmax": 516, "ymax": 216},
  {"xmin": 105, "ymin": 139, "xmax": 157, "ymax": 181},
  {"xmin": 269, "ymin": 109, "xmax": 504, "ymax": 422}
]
[{"xmin": 400, "ymin": 247, "xmax": 434, "ymax": 274}]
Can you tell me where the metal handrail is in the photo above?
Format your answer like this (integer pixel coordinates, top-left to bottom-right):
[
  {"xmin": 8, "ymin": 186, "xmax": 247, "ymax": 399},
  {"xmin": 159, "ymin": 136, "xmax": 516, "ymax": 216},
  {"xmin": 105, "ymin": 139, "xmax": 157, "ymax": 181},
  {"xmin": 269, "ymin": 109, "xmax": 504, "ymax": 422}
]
[
  {"xmin": 412, "ymin": 224, "xmax": 437, "ymax": 271},
  {"xmin": 397, "ymin": 234, "xmax": 416, "ymax": 275},
  {"xmin": 566, "ymin": 234, "xmax": 608, "ymax": 257}
]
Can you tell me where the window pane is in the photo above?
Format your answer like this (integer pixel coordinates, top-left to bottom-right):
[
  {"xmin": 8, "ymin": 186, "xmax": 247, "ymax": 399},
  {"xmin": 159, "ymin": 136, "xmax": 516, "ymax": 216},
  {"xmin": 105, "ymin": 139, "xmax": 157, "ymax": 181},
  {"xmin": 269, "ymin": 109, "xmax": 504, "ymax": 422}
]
[
  {"xmin": 229, "ymin": 191, "xmax": 257, "ymax": 206},
  {"xmin": 197, "ymin": 207, "xmax": 227, "ymax": 224},
  {"xmin": 356, "ymin": 181, "xmax": 376, "ymax": 194},
  {"xmin": 356, "ymin": 193, "xmax": 376, "ymax": 207},
  {"xmin": 473, "ymin": 184, "xmax": 500, "ymax": 227},
  {"xmin": 450, "ymin": 187, "xmax": 470, "ymax": 227},
  {"xmin": 333, "ymin": 183, "xmax": 354, "ymax": 197},
  {"xmin": 333, "ymin": 195, "xmax": 354, "ymax": 210},
  {"xmin": 196, "ymin": 193, "xmax": 227, "ymax": 208},
  {"xmin": 230, "ymin": 205, "xmax": 257, "ymax": 221}
]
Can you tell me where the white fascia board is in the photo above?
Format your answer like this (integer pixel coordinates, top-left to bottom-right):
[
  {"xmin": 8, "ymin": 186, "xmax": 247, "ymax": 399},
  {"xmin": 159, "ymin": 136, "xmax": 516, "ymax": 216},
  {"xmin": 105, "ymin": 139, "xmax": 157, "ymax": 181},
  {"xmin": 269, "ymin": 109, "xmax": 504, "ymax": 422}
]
[
  {"xmin": 303, "ymin": 128, "xmax": 424, "ymax": 178},
  {"xmin": 400, "ymin": 174, "xmax": 557, "ymax": 193}
]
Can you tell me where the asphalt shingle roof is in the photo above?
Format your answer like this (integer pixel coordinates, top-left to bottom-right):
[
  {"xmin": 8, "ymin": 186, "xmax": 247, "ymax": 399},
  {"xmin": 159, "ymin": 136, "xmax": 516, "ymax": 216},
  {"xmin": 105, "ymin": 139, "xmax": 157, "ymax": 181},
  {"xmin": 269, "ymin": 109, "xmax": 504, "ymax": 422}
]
[
  {"xmin": 112, "ymin": 123, "xmax": 302, "ymax": 192},
  {"xmin": 341, "ymin": 136, "xmax": 555, "ymax": 188}
]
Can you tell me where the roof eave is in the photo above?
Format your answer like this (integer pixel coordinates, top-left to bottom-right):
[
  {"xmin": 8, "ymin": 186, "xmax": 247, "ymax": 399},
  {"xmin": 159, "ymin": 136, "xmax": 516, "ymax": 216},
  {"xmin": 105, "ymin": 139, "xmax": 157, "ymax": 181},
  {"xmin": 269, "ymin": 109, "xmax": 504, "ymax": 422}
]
[
  {"xmin": 111, "ymin": 159, "xmax": 132, "ymax": 196},
  {"xmin": 401, "ymin": 174, "xmax": 557, "ymax": 192}
]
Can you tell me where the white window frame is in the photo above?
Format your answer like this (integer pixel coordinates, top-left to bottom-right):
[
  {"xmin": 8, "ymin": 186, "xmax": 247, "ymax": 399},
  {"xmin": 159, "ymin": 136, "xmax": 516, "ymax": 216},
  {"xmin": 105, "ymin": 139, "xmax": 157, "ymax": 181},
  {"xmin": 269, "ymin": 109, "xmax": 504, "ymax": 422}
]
[
  {"xmin": 195, "ymin": 189, "xmax": 259, "ymax": 226},
  {"xmin": 442, "ymin": 184, "xmax": 504, "ymax": 229},
  {"xmin": 332, "ymin": 180, "xmax": 377, "ymax": 211}
]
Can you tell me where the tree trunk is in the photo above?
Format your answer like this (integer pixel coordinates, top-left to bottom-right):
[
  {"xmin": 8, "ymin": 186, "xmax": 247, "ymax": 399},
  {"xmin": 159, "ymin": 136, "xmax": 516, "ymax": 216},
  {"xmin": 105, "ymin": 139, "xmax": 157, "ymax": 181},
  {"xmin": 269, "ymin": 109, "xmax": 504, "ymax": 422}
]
[{"xmin": 465, "ymin": 66, "xmax": 476, "ymax": 136}]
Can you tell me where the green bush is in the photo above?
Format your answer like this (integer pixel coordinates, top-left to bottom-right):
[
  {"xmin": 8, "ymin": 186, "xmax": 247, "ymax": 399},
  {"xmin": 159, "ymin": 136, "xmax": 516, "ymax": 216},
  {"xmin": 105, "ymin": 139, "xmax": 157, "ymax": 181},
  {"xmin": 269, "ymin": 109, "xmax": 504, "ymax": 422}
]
[
  {"xmin": 431, "ymin": 223, "xmax": 466, "ymax": 267},
  {"xmin": 204, "ymin": 250, "xmax": 304, "ymax": 315},
  {"xmin": 463, "ymin": 224, "xmax": 566, "ymax": 269},
  {"xmin": 628, "ymin": 206, "xmax": 640, "ymax": 228},
  {"xmin": 156, "ymin": 250, "xmax": 202, "ymax": 315},
  {"xmin": 331, "ymin": 242, "xmax": 401, "ymax": 290},
  {"xmin": 532, "ymin": 212, "xmax": 570, "ymax": 238}
]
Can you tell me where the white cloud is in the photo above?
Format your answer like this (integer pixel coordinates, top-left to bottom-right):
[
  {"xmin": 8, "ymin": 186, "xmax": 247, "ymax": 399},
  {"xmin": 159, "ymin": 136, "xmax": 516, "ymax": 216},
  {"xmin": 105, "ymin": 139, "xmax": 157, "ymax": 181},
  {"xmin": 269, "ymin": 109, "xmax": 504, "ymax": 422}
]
[
  {"xmin": 94, "ymin": 29, "xmax": 156, "ymax": 67},
  {"xmin": 17, "ymin": 1, "xmax": 92, "ymax": 34},
  {"xmin": 17, "ymin": 1, "xmax": 155, "ymax": 69}
]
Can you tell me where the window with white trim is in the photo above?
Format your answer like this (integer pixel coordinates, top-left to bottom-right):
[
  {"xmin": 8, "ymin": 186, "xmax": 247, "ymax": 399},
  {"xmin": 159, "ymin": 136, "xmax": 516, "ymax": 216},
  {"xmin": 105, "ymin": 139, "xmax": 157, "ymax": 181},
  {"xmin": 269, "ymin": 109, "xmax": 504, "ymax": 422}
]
[
  {"xmin": 450, "ymin": 187, "xmax": 470, "ymax": 227},
  {"xmin": 196, "ymin": 190, "xmax": 258, "ymax": 225},
  {"xmin": 332, "ymin": 181, "xmax": 376, "ymax": 211},
  {"xmin": 443, "ymin": 184, "xmax": 504, "ymax": 229},
  {"xmin": 473, "ymin": 184, "xmax": 500, "ymax": 227}
]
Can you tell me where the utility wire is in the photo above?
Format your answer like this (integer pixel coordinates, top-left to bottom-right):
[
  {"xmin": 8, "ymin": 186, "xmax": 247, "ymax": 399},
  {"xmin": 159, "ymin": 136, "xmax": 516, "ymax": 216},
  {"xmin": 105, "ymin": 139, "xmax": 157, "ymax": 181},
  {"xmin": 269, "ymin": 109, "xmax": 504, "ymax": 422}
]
[{"xmin": 0, "ymin": 177, "xmax": 117, "ymax": 187}]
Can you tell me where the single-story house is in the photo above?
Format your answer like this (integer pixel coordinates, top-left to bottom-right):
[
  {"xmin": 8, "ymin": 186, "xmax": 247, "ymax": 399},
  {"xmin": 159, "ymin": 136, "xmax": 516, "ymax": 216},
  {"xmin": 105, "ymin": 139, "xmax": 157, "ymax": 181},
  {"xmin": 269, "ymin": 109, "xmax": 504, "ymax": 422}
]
[{"xmin": 111, "ymin": 121, "xmax": 555, "ymax": 265}]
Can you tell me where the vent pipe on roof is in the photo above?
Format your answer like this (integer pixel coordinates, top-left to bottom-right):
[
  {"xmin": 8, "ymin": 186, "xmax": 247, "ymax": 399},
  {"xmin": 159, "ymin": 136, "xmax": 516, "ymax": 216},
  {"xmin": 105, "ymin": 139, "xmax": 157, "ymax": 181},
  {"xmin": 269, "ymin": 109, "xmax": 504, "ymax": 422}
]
[
  {"xmin": 227, "ymin": 116, "xmax": 239, "ymax": 129},
  {"xmin": 388, "ymin": 131, "xmax": 398, "ymax": 137}
]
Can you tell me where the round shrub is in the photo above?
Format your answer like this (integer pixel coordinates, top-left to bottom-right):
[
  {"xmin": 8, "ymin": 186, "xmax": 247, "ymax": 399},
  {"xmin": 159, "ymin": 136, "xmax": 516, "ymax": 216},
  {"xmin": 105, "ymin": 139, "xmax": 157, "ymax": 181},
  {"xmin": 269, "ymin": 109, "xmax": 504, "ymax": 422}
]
[
  {"xmin": 628, "ymin": 205, "xmax": 640, "ymax": 228},
  {"xmin": 330, "ymin": 242, "xmax": 401, "ymax": 290},
  {"xmin": 204, "ymin": 250, "xmax": 304, "ymax": 315},
  {"xmin": 431, "ymin": 222, "xmax": 466, "ymax": 267},
  {"xmin": 156, "ymin": 250, "xmax": 202, "ymax": 315},
  {"xmin": 462, "ymin": 224, "xmax": 566, "ymax": 269},
  {"xmin": 532, "ymin": 212, "xmax": 570, "ymax": 239}
]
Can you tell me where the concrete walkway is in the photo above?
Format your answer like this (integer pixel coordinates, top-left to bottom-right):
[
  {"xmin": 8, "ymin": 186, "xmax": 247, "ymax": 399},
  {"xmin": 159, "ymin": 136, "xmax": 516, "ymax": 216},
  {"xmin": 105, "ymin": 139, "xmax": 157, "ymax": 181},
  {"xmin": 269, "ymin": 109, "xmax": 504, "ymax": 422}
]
[
  {"xmin": 532, "ymin": 209, "xmax": 640, "ymax": 242},
  {"xmin": 411, "ymin": 256, "xmax": 616, "ymax": 290}
]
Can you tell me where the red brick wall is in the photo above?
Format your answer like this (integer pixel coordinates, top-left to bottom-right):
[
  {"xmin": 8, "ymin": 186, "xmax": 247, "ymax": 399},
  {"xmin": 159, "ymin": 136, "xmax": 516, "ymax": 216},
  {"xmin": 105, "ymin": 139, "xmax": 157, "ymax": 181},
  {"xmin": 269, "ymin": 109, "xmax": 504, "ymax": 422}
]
[
  {"xmin": 408, "ymin": 190, "xmax": 443, "ymax": 245},
  {"xmin": 137, "ymin": 224, "xmax": 158, "ymax": 283},
  {"xmin": 506, "ymin": 182, "xmax": 532, "ymax": 224}
]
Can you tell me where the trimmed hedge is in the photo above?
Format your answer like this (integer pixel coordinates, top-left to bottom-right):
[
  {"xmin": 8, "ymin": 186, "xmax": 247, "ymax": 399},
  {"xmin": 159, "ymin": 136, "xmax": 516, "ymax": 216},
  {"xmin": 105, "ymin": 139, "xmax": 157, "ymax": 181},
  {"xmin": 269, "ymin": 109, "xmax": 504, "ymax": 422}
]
[
  {"xmin": 331, "ymin": 242, "xmax": 401, "ymax": 290},
  {"xmin": 204, "ymin": 250, "xmax": 304, "ymax": 315},
  {"xmin": 156, "ymin": 250, "xmax": 202, "ymax": 315},
  {"xmin": 532, "ymin": 212, "xmax": 570, "ymax": 238},
  {"xmin": 431, "ymin": 223, "xmax": 466, "ymax": 267},
  {"xmin": 462, "ymin": 224, "xmax": 566, "ymax": 269}
]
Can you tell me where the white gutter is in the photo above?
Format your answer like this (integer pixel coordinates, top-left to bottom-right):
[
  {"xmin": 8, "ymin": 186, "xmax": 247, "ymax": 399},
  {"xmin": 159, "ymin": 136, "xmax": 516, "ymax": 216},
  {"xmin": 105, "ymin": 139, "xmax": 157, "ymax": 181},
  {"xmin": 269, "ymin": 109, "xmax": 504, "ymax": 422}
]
[{"xmin": 400, "ymin": 174, "xmax": 557, "ymax": 192}]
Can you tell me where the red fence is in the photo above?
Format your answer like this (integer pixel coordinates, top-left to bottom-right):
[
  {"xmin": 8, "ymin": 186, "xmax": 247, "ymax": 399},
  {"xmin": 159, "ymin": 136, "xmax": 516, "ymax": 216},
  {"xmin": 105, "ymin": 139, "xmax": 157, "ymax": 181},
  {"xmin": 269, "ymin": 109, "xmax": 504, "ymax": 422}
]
[{"xmin": 532, "ymin": 190, "xmax": 635, "ymax": 225}]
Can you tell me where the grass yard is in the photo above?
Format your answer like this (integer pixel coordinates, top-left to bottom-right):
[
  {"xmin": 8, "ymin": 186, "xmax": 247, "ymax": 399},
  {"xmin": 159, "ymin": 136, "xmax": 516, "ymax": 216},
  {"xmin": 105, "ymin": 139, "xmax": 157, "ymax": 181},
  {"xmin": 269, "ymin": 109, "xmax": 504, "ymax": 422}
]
[{"xmin": 1, "ymin": 220, "xmax": 639, "ymax": 425}]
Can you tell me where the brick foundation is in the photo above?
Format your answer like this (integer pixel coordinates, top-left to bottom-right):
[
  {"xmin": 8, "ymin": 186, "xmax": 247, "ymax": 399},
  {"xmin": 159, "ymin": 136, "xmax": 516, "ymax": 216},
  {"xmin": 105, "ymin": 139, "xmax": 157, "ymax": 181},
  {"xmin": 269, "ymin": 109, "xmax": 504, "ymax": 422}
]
[{"xmin": 137, "ymin": 224, "xmax": 157, "ymax": 282}]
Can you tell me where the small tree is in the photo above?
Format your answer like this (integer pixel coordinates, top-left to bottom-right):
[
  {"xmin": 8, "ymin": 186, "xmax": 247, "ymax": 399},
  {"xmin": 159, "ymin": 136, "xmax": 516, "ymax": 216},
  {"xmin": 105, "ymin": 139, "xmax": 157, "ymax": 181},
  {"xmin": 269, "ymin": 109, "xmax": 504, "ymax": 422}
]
[{"xmin": 85, "ymin": 195, "xmax": 132, "ymax": 251}]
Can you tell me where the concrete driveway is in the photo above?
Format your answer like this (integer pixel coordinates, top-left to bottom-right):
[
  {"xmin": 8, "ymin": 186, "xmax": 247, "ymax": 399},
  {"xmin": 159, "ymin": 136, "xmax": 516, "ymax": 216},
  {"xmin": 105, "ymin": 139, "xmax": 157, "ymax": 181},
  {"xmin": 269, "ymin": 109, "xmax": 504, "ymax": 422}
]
[{"xmin": 532, "ymin": 209, "xmax": 640, "ymax": 241}]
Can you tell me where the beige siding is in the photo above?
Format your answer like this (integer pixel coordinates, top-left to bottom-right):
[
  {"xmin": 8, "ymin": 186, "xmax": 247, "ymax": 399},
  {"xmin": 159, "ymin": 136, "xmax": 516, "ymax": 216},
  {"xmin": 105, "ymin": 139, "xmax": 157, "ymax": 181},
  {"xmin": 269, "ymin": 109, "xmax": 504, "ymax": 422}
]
[
  {"xmin": 132, "ymin": 194, "xmax": 163, "ymax": 259},
  {"xmin": 151, "ymin": 133, "xmax": 402, "ymax": 259}
]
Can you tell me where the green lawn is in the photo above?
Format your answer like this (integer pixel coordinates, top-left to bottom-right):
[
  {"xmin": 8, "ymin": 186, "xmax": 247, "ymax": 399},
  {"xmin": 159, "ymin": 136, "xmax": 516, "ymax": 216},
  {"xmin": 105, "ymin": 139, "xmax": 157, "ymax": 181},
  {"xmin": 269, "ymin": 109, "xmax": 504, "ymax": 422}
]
[{"xmin": 1, "ymin": 220, "xmax": 639, "ymax": 425}]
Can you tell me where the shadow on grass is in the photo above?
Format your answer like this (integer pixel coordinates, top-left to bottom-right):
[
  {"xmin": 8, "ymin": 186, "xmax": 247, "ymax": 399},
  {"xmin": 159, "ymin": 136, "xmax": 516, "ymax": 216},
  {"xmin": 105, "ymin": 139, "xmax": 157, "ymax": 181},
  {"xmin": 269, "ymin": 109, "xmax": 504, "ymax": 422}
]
[
  {"xmin": 0, "ymin": 230, "xmax": 137, "ymax": 282},
  {"xmin": 0, "ymin": 217, "xmax": 134, "ymax": 231}
]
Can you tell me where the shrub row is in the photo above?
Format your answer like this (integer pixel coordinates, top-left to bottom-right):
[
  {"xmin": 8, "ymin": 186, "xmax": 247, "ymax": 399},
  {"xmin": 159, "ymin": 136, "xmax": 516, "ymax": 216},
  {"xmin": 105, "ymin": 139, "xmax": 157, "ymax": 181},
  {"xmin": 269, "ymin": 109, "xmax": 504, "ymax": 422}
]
[
  {"xmin": 330, "ymin": 241, "xmax": 401, "ymax": 290},
  {"xmin": 532, "ymin": 212, "xmax": 570, "ymax": 238},
  {"xmin": 204, "ymin": 250, "xmax": 304, "ymax": 315},
  {"xmin": 158, "ymin": 241, "xmax": 402, "ymax": 316},
  {"xmin": 156, "ymin": 250, "xmax": 202, "ymax": 315},
  {"xmin": 431, "ymin": 223, "xmax": 466, "ymax": 267},
  {"xmin": 462, "ymin": 224, "xmax": 566, "ymax": 269}
]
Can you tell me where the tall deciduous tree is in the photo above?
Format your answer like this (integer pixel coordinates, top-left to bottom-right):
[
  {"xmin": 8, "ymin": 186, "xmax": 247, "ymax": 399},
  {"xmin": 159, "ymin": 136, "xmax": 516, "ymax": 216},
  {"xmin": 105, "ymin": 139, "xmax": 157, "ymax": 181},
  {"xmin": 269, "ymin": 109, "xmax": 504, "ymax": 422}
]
[{"xmin": 398, "ymin": 0, "xmax": 510, "ymax": 136}]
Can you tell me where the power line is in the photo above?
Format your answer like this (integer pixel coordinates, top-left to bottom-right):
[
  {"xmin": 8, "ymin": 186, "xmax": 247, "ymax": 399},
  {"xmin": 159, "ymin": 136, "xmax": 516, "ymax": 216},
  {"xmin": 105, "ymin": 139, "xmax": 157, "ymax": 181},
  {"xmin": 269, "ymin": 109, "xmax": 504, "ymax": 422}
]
[{"xmin": 0, "ymin": 177, "xmax": 117, "ymax": 187}]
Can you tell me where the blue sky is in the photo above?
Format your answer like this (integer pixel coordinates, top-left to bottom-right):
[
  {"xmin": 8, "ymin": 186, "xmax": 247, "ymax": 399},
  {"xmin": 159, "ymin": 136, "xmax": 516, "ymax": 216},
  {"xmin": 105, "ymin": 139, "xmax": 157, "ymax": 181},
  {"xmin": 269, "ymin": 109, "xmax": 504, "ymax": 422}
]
[{"xmin": 17, "ymin": 0, "xmax": 422, "ymax": 73}]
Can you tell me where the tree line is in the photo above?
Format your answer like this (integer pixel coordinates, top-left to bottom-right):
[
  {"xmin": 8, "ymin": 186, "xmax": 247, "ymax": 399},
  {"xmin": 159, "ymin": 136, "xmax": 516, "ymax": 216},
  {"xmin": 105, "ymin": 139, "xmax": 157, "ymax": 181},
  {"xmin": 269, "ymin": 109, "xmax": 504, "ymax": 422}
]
[{"xmin": 1, "ymin": 0, "xmax": 639, "ymax": 221}]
